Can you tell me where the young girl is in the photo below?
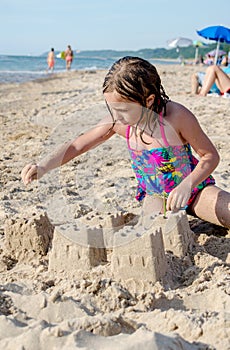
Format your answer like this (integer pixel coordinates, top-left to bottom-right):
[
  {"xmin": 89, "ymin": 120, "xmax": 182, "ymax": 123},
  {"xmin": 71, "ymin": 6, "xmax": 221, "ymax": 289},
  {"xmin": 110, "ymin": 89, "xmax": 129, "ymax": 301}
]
[{"xmin": 21, "ymin": 56, "xmax": 230, "ymax": 228}]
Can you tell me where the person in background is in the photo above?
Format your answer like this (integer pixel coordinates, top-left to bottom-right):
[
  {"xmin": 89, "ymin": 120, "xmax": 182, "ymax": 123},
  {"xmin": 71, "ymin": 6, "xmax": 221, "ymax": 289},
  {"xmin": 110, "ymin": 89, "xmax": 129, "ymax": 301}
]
[
  {"xmin": 192, "ymin": 65, "xmax": 230, "ymax": 97},
  {"xmin": 21, "ymin": 56, "xmax": 230, "ymax": 228},
  {"xmin": 216, "ymin": 55, "xmax": 224, "ymax": 66},
  {"xmin": 198, "ymin": 54, "xmax": 204, "ymax": 65},
  {"xmin": 65, "ymin": 45, "xmax": 74, "ymax": 70},
  {"xmin": 195, "ymin": 54, "xmax": 204, "ymax": 65},
  {"xmin": 221, "ymin": 53, "xmax": 229, "ymax": 67},
  {"xmin": 203, "ymin": 54, "xmax": 214, "ymax": 66},
  {"xmin": 47, "ymin": 48, "xmax": 55, "ymax": 72}
]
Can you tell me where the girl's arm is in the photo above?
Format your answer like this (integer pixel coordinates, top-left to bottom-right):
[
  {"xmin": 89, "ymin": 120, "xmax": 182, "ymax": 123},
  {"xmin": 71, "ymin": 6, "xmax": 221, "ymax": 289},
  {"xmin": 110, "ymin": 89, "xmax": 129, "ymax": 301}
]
[
  {"xmin": 21, "ymin": 116, "xmax": 115, "ymax": 185},
  {"xmin": 166, "ymin": 105, "xmax": 220, "ymax": 211}
]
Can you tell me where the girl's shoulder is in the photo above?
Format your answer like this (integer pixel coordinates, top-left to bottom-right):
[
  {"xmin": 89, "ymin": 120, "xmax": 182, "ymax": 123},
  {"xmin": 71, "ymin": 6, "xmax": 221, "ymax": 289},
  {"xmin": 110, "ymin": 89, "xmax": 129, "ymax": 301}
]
[
  {"xmin": 164, "ymin": 101, "xmax": 199, "ymax": 139},
  {"xmin": 166, "ymin": 100, "xmax": 190, "ymax": 114},
  {"xmin": 165, "ymin": 101, "xmax": 196, "ymax": 122}
]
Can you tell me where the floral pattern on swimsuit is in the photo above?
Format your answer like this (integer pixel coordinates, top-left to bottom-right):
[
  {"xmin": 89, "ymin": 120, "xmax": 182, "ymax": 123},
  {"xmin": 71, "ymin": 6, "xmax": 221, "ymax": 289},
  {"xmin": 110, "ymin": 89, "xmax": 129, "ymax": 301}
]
[{"xmin": 127, "ymin": 126, "xmax": 215, "ymax": 207}]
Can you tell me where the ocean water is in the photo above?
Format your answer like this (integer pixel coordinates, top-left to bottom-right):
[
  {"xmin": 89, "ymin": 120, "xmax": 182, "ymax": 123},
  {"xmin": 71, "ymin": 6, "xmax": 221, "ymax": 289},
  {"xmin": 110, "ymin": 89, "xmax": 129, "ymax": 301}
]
[{"xmin": 0, "ymin": 54, "xmax": 178, "ymax": 84}]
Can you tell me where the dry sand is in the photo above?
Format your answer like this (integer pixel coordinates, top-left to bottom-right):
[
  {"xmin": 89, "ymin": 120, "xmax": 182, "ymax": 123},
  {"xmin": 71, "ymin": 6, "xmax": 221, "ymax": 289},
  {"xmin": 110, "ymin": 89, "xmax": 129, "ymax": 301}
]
[{"xmin": 0, "ymin": 65, "xmax": 229, "ymax": 350}]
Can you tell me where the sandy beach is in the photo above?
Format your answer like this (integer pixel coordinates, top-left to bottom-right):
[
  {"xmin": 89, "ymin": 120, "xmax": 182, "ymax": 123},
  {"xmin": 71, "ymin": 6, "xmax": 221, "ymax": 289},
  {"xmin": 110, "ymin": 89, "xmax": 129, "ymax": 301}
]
[{"xmin": 0, "ymin": 65, "xmax": 229, "ymax": 350}]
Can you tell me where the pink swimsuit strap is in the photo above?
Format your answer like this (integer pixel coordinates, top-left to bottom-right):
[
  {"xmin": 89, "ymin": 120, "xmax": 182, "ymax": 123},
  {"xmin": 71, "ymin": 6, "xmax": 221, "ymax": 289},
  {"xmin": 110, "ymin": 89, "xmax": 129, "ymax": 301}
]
[
  {"xmin": 126, "ymin": 125, "xmax": 131, "ymax": 149},
  {"xmin": 126, "ymin": 111, "xmax": 169, "ymax": 148},
  {"xmin": 159, "ymin": 111, "xmax": 170, "ymax": 147}
]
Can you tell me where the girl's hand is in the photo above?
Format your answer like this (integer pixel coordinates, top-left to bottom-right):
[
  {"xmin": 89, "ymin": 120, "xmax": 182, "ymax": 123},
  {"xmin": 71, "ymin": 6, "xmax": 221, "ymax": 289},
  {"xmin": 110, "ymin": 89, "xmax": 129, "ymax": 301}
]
[
  {"xmin": 166, "ymin": 182, "xmax": 191, "ymax": 212},
  {"xmin": 21, "ymin": 164, "xmax": 45, "ymax": 185}
]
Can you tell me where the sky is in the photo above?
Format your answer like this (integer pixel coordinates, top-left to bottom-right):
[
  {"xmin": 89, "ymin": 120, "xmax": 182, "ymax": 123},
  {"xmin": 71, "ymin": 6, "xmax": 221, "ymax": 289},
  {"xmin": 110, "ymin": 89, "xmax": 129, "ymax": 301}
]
[{"xmin": 1, "ymin": 0, "xmax": 230, "ymax": 56}]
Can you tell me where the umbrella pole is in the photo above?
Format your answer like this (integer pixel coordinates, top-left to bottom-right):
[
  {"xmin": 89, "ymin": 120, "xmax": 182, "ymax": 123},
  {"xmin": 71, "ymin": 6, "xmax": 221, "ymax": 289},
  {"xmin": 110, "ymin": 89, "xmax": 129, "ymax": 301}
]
[
  {"xmin": 214, "ymin": 39, "xmax": 220, "ymax": 65},
  {"xmin": 195, "ymin": 46, "xmax": 199, "ymax": 63}
]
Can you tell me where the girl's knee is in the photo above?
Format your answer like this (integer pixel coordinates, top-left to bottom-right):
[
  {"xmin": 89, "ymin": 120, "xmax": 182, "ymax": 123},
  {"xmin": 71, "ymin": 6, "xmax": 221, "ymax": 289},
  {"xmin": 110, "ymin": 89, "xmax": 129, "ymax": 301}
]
[
  {"xmin": 207, "ymin": 65, "xmax": 218, "ymax": 74},
  {"xmin": 215, "ymin": 190, "xmax": 230, "ymax": 228},
  {"xmin": 191, "ymin": 186, "xmax": 230, "ymax": 228}
]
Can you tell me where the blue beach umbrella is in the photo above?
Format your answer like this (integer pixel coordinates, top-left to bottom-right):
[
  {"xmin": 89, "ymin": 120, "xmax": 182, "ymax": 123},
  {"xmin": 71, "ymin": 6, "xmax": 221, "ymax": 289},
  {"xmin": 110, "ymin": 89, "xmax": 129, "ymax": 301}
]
[{"xmin": 196, "ymin": 25, "xmax": 230, "ymax": 64}]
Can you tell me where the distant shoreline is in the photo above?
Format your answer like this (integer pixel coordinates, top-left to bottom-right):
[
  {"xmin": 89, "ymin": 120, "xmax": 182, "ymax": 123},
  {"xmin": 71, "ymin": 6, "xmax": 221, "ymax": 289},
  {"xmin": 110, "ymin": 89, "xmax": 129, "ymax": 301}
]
[{"xmin": 0, "ymin": 55, "xmax": 183, "ymax": 84}]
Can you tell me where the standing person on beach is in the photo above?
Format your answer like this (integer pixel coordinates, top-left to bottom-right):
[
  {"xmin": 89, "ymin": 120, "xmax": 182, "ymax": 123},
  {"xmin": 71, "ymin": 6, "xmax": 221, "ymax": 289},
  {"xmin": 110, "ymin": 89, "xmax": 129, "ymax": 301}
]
[
  {"xmin": 65, "ymin": 45, "xmax": 74, "ymax": 70},
  {"xmin": 47, "ymin": 48, "xmax": 55, "ymax": 72},
  {"xmin": 21, "ymin": 56, "xmax": 230, "ymax": 228}
]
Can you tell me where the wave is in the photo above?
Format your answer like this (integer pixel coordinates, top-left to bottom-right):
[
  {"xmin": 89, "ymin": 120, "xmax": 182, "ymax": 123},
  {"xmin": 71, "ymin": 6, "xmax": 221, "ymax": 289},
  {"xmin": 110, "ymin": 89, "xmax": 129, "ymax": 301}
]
[
  {"xmin": 0, "ymin": 70, "xmax": 47, "ymax": 74},
  {"xmin": 0, "ymin": 55, "xmax": 177, "ymax": 84}
]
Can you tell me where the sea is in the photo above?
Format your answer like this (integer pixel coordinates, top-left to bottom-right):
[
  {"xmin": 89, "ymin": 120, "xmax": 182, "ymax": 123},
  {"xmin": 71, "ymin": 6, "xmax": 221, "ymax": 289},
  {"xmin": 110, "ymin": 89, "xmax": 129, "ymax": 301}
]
[{"xmin": 0, "ymin": 54, "xmax": 178, "ymax": 84}]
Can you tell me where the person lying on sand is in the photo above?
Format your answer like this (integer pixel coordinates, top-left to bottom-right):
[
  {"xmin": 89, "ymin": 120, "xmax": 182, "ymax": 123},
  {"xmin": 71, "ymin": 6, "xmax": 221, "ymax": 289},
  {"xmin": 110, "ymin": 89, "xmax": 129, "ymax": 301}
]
[{"xmin": 192, "ymin": 65, "xmax": 230, "ymax": 97}]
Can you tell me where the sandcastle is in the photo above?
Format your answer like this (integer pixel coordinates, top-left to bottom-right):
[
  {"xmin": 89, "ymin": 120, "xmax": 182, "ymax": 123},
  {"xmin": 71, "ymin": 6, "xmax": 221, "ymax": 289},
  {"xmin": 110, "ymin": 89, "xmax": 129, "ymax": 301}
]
[
  {"xmin": 4, "ymin": 211, "xmax": 54, "ymax": 262},
  {"xmin": 111, "ymin": 225, "xmax": 167, "ymax": 282},
  {"xmin": 142, "ymin": 211, "xmax": 195, "ymax": 257},
  {"xmin": 48, "ymin": 212, "xmax": 126, "ymax": 275},
  {"xmin": 110, "ymin": 210, "xmax": 194, "ymax": 282},
  {"xmin": 4, "ymin": 210, "xmax": 194, "ymax": 282},
  {"xmin": 48, "ymin": 226, "xmax": 107, "ymax": 275}
]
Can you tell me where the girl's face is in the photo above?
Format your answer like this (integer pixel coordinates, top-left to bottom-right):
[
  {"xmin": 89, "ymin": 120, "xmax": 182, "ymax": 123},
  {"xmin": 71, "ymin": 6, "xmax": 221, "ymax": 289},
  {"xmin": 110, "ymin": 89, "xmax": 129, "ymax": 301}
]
[
  {"xmin": 104, "ymin": 91, "xmax": 155, "ymax": 126},
  {"xmin": 104, "ymin": 91, "xmax": 143, "ymax": 126}
]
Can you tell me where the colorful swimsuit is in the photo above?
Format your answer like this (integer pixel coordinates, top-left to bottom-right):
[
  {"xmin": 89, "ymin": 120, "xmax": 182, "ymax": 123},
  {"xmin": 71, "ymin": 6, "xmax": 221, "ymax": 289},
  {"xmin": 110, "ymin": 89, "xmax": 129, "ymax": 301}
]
[{"xmin": 126, "ymin": 113, "xmax": 215, "ymax": 208}]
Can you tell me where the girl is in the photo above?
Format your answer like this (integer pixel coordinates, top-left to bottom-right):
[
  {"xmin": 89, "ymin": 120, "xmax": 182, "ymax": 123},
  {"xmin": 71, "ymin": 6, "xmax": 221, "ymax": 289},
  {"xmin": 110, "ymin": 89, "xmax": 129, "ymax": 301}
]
[{"xmin": 21, "ymin": 57, "xmax": 230, "ymax": 228}]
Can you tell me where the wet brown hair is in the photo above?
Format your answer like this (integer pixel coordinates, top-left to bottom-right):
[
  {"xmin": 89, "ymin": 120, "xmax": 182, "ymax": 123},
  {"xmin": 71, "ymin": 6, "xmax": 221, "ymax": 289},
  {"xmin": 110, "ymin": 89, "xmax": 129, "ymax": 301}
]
[
  {"xmin": 103, "ymin": 56, "xmax": 169, "ymax": 141},
  {"xmin": 103, "ymin": 56, "xmax": 169, "ymax": 115}
]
